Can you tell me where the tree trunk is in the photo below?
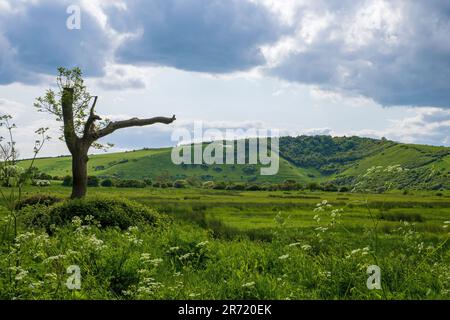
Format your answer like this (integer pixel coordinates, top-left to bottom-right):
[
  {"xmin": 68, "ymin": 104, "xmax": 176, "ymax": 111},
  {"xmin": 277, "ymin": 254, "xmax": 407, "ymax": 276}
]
[
  {"xmin": 60, "ymin": 86, "xmax": 175, "ymax": 199},
  {"xmin": 71, "ymin": 144, "xmax": 89, "ymax": 199}
]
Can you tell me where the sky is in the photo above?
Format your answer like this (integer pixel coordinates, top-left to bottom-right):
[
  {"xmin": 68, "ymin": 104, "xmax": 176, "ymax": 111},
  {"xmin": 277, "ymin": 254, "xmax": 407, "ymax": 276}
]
[{"xmin": 0, "ymin": 0, "xmax": 449, "ymax": 158}]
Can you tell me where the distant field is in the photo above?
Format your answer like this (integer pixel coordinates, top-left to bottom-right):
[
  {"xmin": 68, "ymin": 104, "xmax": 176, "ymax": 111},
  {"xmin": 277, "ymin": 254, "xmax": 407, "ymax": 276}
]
[{"xmin": 13, "ymin": 183, "xmax": 450, "ymax": 236}]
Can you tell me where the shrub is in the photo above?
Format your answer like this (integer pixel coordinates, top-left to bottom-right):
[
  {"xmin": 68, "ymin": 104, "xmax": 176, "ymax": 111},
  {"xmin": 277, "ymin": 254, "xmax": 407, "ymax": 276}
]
[
  {"xmin": 153, "ymin": 181, "xmax": 171, "ymax": 188},
  {"xmin": 307, "ymin": 182, "xmax": 320, "ymax": 191},
  {"xmin": 101, "ymin": 178, "xmax": 115, "ymax": 187},
  {"xmin": 202, "ymin": 181, "xmax": 215, "ymax": 189},
  {"xmin": 186, "ymin": 176, "xmax": 202, "ymax": 187},
  {"xmin": 173, "ymin": 179, "xmax": 188, "ymax": 188},
  {"xmin": 143, "ymin": 178, "xmax": 153, "ymax": 186},
  {"xmin": 376, "ymin": 186, "xmax": 386, "ymax": 194},
  {"xmin": 226, "ymin": 183, "xmax": 245, "ymax": 191},
  {"xmin": 116, "ymin": 179, "xmax": 146, "ymax": 188},
  {"xmin": 33, "ymin": 172, "xmax": 52, "ymax": 180},
  {"xmin": 212, "ymin": 181, "xmax": 227, "ymax": 190},
  {"xmin": 87, "ymin": 175, "xmax": 100, "ymax": 187},
  {"xmin": 62, "ymin": 175, "xmax": 72, "ymax": 186},
  {"xmin": 23, "ymin": 197, "xmax": 162, "ymax": 230},
  {"xmin": 245, "ymin": 184, "xmax": 261, "ymax": 191},
  {"xmin": 322, "ymin": 183, "xmax": 338, "ymax": 192},
  {"xmin": 152, "ymin": 181, "xmax": 164, "ymax": 188},
  {"xmin": 15, "ymin": 194, "xmax": 62, "ymax": 210},
  {"xmin": 279, "ymin": 180, "xmax": 301, "ymax": 191}
]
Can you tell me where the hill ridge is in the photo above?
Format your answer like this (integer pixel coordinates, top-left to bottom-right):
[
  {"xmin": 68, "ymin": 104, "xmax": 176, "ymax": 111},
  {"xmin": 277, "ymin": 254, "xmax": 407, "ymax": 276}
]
[{"xmin": 19, "ymin": 135, "xmax": 450, "ymax": 190}]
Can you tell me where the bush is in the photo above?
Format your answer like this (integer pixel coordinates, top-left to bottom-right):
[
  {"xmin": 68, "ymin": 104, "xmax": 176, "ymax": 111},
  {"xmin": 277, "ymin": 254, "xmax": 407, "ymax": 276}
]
[
  {"xmin": 87, "ymin": 176, "xmax": 100, "ymax": 187},
  {"xmin": 153, "ymin": 181, "xmax": 174, "ymax": 188},
  {"xmin": 62, "ymin": 175, "xmax": 72, "ymax": 186},
  {"xmin": 33, "ymin": 172, "xmax": 52, "ymax": 180},
  {"xmin": 23, "ymin": 197, "xmax": 162, "ymax": 230},
  {"xmin": 202, "ymin": 181, "xmax": 215, "ymax": 189},
  {"xmin": 173, "ymin": 179, "xmax": 188, "ymax": 188},
  {"xmin": 15, "ymin": 194, "xmax": 62, "ymax": 210},
  {"xmin": 153, "ymin": 181, "xmax": 168, "ymax": 188},
  {"xmin": 101, "ymin": 178, "xmax": 115, "ymax": 187},
  {"xmin": 245, "ymin": 184, "xmax": 261, "ymax": 191},
  {"xmin": 322, "ymin": 183, "xmax": 338, "ymax": 192},
  {"xmin": 307, "ymin": 182, "xmax": 320, "ymax": 191},
  {"xmin": 186, "ymin": 176, "xmax": 202, "ymax": 187},
  {"xmin": 279, "ymin": 180, "xmax": 301, "ymax": 191},
  {"xmin": 212, "ymin": 181, "xmax": 227, "ymax": 190},
  {"xmin": 116, "ymin": 179, "xmax": 146, "ymax": 188},
  {"xmin": 226, "ymin": 183, "xmax": 245, "ymax": 191},
  {"xmin": 376, "ymin": 186, "xmax": 386, "ymax": 194}
]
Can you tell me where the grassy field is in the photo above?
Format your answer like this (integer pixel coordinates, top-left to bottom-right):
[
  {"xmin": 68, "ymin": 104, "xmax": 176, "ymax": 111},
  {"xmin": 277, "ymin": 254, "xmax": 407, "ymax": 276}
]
[
  {"xmin": 17, "ymin": 183, "xmax": 450, "ymax": 235},
  {"xmin": 1, "ymin": 183, "xmax": 448, "ymax": 299}
]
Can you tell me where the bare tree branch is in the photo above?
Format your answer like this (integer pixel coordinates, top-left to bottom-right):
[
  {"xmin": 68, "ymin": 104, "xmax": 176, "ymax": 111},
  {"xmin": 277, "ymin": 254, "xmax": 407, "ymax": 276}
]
[
  {"xmin": 83, "ymin": 96, "xmax": 101, "ymax": 139},
  {"xmin": 92, "ymin": 114, "xmax": 176, "ymax": 140}
]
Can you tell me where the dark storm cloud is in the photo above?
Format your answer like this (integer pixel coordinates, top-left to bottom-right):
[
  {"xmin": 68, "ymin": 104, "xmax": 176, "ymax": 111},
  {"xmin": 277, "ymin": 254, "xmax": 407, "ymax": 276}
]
[
  {"xmin": 0, "ymin": 0, "xmax": 109, "ymax": 84},
  {"xmin": 269, "ymin": 0, "xmax": 450, "ymax": 108},
  {"xmin": 0, "ymin": 0, "xmax": 450, "ymax": 110},
  {"xmin": 108, "ymin": 0, "xmax": 285, "ymax": 73}
]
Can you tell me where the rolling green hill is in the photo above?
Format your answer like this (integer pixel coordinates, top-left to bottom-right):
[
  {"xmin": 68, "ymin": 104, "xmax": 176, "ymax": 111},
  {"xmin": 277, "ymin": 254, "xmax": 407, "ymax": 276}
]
[{"xmin": 19, "ymin": 136, "xmax": 450, "ymax": 190}]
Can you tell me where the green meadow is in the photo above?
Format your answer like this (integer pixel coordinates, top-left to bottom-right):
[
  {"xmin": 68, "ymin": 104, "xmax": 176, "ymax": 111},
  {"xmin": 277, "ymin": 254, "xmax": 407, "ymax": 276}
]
[
  {"xmin": 1, "ymin": 136, "xmax": 449, "ymax": 299},
  {"xmin": 1, "ymin": 182, "xmax": 448, "ymax": 299}
]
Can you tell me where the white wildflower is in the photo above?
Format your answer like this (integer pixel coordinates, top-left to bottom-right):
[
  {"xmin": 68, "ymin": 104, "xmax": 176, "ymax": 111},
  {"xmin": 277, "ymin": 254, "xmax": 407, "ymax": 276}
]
[
  {"xmin": 43, "ymin": 254, "xmax": 66, "ymax": 264},
  {"xmin": 15, "ymin": 270, "xmax": 28, "ymax": 281},
  {"xmin": 242, "ymin": 282, "xmax": 255, "ymax": 288},
  {"xmin": 149, "ymin": 258, "xmax": 163, "ymax": 267},
  {"xmin": 288, "ymin": 242, "xmax": 301, "ymax": 247},
  {"xmin": 179, "ymin": 253, "xmax": 194, "ymax": 260},
  {"xmin": 128, "ymin": 226, "xmax": 139, "ymax": 233},
  {"xmin": 196, "ymin": 241, "xmax": 209, "ymax": 248},
  {"xmin": 71, "ymin": 216, "xmax": 82, "ymax": 227},
  {"xmin": 140, "ymin": 253, "xmax": 151, "ymax": 262}
]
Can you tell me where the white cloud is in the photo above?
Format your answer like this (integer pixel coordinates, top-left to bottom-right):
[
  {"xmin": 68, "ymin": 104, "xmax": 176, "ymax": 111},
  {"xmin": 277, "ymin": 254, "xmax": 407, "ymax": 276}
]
[
  {"xmin": 0, "ymin": 98, "xmax": 26, "ymax": 117},
  {"xmin": 95, "ymin": 64, "xmax": 148, "ymax": 90},
  {"xmin": 348, "ymin": 108, "xmax": 450, "ymax": 146}
]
